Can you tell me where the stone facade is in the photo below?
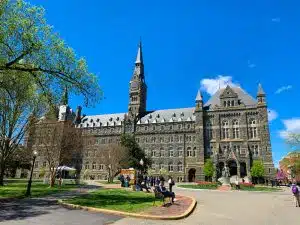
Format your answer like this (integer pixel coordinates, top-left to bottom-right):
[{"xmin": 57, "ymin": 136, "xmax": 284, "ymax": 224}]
[{"xmin": 28, "ymin": 42, "xmax": 275, "ymax": 182}]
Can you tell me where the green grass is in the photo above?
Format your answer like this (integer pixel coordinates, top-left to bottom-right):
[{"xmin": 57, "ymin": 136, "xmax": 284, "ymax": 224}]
[
  {"xmin": 65, "ymin": 189, "xmax": 155, "ymax": 213},
  {"xmin": 240, "ymin": 186, "xmax": 281, "ymax": 192},
  {"xmin": 178, "ymin": 184, "xmax": 218, "ymax": 190},
  {"xmin": 0, "ymin": 180, "xmax": 79, "ymax": 199}
]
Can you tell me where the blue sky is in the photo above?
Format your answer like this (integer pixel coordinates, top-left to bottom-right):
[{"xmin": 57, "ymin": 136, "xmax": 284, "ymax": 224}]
[{"xmin": 29, "ymin": 0, "xmax": 300, "ymax": 167}]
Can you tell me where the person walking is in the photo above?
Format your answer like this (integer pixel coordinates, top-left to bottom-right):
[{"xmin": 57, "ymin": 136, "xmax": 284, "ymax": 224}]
[
  {"xmin": 291, "ymin": 181, "xmax": 300, "ymax": 207},
  {"xmin": 168, "ymin": 176, "xmax": 175, "ymax": 192}
]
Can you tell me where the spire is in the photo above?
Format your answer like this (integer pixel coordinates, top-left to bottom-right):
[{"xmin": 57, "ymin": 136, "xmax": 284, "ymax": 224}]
[
  {"xmin": 135, "ymin": 39, "xmax": 143, "ymax": 64},
  {"xmin": 61, "ymin": 86, "xmax": 68, "ymax": 105},
  {"xmin": 257, "ymin": 83, "xmax": 265, "ymax": 96},
  {"xmin": 195, "ymin": 89, "xmax": 202, "ymax": 102}
]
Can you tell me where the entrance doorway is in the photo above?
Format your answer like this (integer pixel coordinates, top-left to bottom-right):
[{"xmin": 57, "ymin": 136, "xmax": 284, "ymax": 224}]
[
  {"xmin": 240, "ymin": 162, "xmax": 247, "ymax": 177},
  {"xmin": 217, "ymin": 162, "xmax": 225, "ymax": 178},
  {"xmin": 227, "ymin": 160, "xmax": 237, "ymax": 176},
  {"xmin": 188, "ymin": 168, "xmax": 196, "ymax": 182}
]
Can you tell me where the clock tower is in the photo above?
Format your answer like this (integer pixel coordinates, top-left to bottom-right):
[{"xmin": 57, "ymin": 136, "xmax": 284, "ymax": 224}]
[{"xmin": 128, "ymin": 41, "xmax": 147, "ymax": 119}]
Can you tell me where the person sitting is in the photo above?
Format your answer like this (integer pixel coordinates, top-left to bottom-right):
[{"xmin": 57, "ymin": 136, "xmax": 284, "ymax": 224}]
[{"xmin": 157, "ymin": 182, "xmax": 175, "ymax": 203}]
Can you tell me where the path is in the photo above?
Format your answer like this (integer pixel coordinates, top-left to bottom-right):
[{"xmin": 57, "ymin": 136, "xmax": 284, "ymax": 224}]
[
  {"xmin": 113, "ymin": 186, "xmax": 300, "ymax": 225},
  {"xmin": 0, "ymin": 185, "xmax": 123, "ymax": 225}
]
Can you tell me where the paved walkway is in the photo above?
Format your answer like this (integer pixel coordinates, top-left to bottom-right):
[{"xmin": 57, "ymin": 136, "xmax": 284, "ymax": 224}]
[
  {"xmin": 113, "ymin": 187, "xmax": 300, "ymax": 225},
  {"xmin": 0, "ymin": 186, "xmax": 123, "ymax": 225}
]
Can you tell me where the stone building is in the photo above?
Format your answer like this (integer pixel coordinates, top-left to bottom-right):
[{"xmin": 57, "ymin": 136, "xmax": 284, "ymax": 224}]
[{"xmin": 29, "ymin": 41, "xmax": 275, "ymax": 182}]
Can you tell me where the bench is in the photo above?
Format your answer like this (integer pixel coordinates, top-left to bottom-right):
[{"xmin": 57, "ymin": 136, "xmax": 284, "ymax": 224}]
[{"xmin": 153, "ymin": 188, "xmax": 171, "ymax": 206}]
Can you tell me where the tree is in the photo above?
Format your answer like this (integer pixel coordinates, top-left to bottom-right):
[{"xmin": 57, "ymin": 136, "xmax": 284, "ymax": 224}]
[
  {"xmin": 94, "ymin": 144, "xmax": 128, "ymax": 183},
  {"xmin": 120, "ymin": 134, "xmax": 151, "ymax": 172},
  {"xmin": 203, "ymin": 159, "xmax": 214, "ymax": 181},
  {"xmin": 0, "ymin": 73, "xmax": 46, "ymax": 186},
  {"xmin": 0, "ymin": 0, "xmax": 101, "ymax": 106},
  {"xmin": 251, "ymin": 160, "xmax": 265, "ymax": 183},
  {"xmin": 33, "ymin": 120, "xmax": 83, "ymax": 187}
]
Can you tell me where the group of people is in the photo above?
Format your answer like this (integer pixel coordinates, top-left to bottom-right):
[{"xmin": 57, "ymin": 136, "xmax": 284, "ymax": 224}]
[{"xmin": 118, "ymin": 174, "xmax": 176, "ymax": 203}]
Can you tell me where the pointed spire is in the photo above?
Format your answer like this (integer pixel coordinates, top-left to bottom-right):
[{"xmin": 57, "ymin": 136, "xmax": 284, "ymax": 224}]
[
  {"xmin": 61, "ymin": 86, "xmax": 68, "ymax": 105},
  {"xmin": 257, "ymin": 83, "xmax": 265, "ymax": 96},
  {"xmin": 135, "ymin": 39, "xmax": 143, "ymax": 64},
  {"xmin": 195, "ymin": 89, "xmax": 202, "ymax": 101}
]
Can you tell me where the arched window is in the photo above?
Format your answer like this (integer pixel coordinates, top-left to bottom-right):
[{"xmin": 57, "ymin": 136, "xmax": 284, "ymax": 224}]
[
  {"xmin": 168, "ymin": 162, "xmax": 174, "ymax": 172},
  {"xmin": 222, "ymin": 120, "xmax": 229, "ymax": 139},
  {"xmin": 92, "ymin": 162, "xmax": 96, "ymax": 170},
  {"xmin": 159, "ymin": 164, "xmax": 164, "ymax": 170},
  {"xmin": 224, "ymin": 101, "xmax": 227, "ymax": 107},
  {"xmin": 151, "ymin": 149, "xmax": 156, "ymax": 157},
  {"xmin": 231, "ymin": 100, "xmax": 234, "ymax": 106},
  {"xmin": 178, "ymin": 162, "xmax": 183, "ymax": 172},
  {"xmin": 232, "ymin": 120, "xmax": 240, "ymax": 139},
  {"xmin": 169, "ymin": 147, "xmax": 174, "ymax": 157},
  {"xmin": 178, "ymin": 147, "xmax": 183, "ymax": 157},
  {"xmin": 85, "ymin": 162, "xmax": 89, "ymax": 169},
  {"xmin": 193, "ymin": 147, "xmax": 196, "ymax": 157},
  {"xmin": 206, "ymin": 121, "xmax": 213, "ymax": 140},
  {"xmin": 160, "ymin": 147, "xmax": 164, "ymax": 157},
  {"xmin": 249, "ymin": 119, "xmax": 257, "ymax": 139},
  {"xmin": 227, "ymin": 100, "xmax": 231, "ymax": 107},
  {"xmin": 187, "ymin": 147, "xmax": 192, "ymax": 157}
]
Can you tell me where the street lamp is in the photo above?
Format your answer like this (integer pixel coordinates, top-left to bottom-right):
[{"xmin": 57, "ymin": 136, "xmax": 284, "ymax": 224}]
[{"xmin": 25, "ymin": 150, "xmax": 38, "ymax": 197}]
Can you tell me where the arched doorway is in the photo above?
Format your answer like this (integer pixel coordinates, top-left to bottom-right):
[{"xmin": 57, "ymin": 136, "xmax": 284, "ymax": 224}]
[
  {"xmin": 227, "ymin": 160, "xmax": 237, "ymax": 176},
  {"xmin": 240, "ymin": 162, "xmax": 247, "ymax": 177},
  {"xmin": 217, "ymin": 162, "xmax": 224, "ymax": 178},
  {"xmin": 188, "ymin": 168, "xmax": 196, "ymax": 182}
]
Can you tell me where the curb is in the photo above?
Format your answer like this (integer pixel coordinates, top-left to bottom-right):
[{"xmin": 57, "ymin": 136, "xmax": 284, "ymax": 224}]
[
  {"xmin": 176, "ymin": 186, "xmax": 284, "ymax": 193},
  {"xmin": 58, "ymin": 195, "xmax": 197, "ymax": 220}
]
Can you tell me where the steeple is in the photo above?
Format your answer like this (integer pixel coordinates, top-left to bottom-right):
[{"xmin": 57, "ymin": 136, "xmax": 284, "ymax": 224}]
[
  {"xmin": 257, "ymin": 83, "xmax": 266, "ymax": 105},
  {"xmin": 257, "ymin": 83, "xmax": 265, "ymax": 96},
  {"xmin": 195, "ymin": 89, "xmax": 203, "ymax": 111},
  {"xmin": 61, "ymin": 86, "xmax": 68, "ymax": 105},
  {"xmin": 135, "ymin": 40, "xmax": 143, "ymax": 64},
  {"xmin": 128, "ymin": 40, "xmax": 147, "ymax": 119}
]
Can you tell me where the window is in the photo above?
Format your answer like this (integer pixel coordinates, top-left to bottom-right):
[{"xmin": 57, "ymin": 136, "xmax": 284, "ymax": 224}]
[
  {"xmin": 168, "ymin": 163, "xmax": 174, "ymax": 172},
  {"xmin": 160, "ymin": 164, "xmax": 164, "ymax": 170},
  {"xmin": 161, "ymin": 126, "xmax": 164, "ymax": 130},
  {"xmin": 34, "ymin": 162, "xmax": 39, "ymax": 168},
  {"xmin": 178, "ymin": 162, "xmax": 183, "ymax": 172},
  {"xmin": 160, "ymin": 148, "xmax": 164, "ymax": 157},
  {"xmin": 231, "ymin": 100, "xmax": 234, "ymax": 106},
  {"xmin": 152, "ymin": 126, "xmax": 156, "ymax": 131},
  {"xmin": 43, "ymin": 161, "xmax": 47, "ymax": 167},
  {"xmin": 224, "ymin": 101, "xmax": 227, "ymax": 107},
  {"xmin": 223, "ymin": 145, "xmax": 229, "ymax": 154},
  {"xmin": 187, "ymin": 147, "xmax": 192, "ymax": 157},
  {"xmin": 206, "ymin": 121, "xmax": 213, "ymax": 140},
  {"xmin": 169, "ymin": 148, "xmax": 174, "ymax": 157},
  {"xmin": 145, "ymin": 126, "xmax": 148, "ymax": 131},
  {"xmin": 233, "ymin": 145, "xmax": 240, "ymax": 154},
  {"xmin": 152, "ymin": 150, "xmax": 156, "ymax": 157},
  {"xmin": 99, "ymin": 164, "xmax": 104, "ymax": 170},
  {"xmin": 160, "ymin": 137, "xmax": 164, "ymax": 143},
  {"xmin": 227, "ymin": 100, "xmax": 230, "ymax": 107},
  {"xmin": 169, "ymin": 125, "xmax": 173, "ymax": 130},
  {"xmin": 269, "ymin": 168, "xmax": 271, "ymax": 174},
  {"xmin": 222, "ymin": 120, "xmax": 229, "ymax": 139},
  {"xmin": 251, "ymin": 145, "xmax": 259, "ymax": 156},
  {"xmin": 249, "ymin": 119, "xmax": 257, "ymax": 139},
  {"xmin": 178, "ymin": 148, "xmax": 183, "ymax": 157},
  {"xmin": 170, "ymin": 136, "xmax": 173, "ymax": 142},
  {"xmin": 178, "ymin": 124, "xmax": 182, "ymax": 130},
  {"xmin": 85, "ymin": 162, "xmax": 89, "ymax": 169},
  {"xmin": 193, "ymin": 147, "xmax": 197, "ymax": 157},
  {"xmin": 187, "ymin": 124, "xmax": 191, "ymax": 129},
  {"xmin": 179, "ymin": 135, "xmax": 183, "ymax": 143},
  {"xmin": 232, "ymin": 120, "xmax": 240, "ymax": 139},
  {"xmin": 92, "ymin": 162, "xmax": 96, "ymax": 170}
]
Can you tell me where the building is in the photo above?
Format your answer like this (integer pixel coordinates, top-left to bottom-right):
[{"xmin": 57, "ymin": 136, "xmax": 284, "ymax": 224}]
[{"xmin": 28, "ymin": 41, "xmax": 275, "ymax": 182}]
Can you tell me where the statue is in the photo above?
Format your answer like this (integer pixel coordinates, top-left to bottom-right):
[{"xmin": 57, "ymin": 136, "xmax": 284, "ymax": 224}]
[{"xmin": 218, "ymin": 164, "xmax": 231, "ymax": 186}]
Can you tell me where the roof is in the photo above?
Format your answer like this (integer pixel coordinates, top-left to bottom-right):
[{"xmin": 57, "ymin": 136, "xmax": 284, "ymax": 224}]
[
  {"xmin": 135, "ymin": 41, "xmax": 143, "ymax": 64},
  {"xmin": 138, "ymin": 107, "xmax": 195, "ymax": 124},
  {"xmin": 80, "ymin": 113, "xmax": 125, "ymax": 127},
  {"xmin": 195, "ymin": 90, "xmax": 202, "ymax": 101},
  {"xmin": 257, "ymin": 83, "xmax": 265, "ymax": 96},
  {"xmin": 204, "ymin": 86, "xmax": 257, "ymax": 108}
]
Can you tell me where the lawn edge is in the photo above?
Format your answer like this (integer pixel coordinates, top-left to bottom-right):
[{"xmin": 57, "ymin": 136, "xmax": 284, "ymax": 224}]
[
  {"xmin": 58, "ymin": 195, "xmax": 197, "ymax": 220},
  {"xmin": 176, "ymin": 186, "xmax": 283, "ymax": 193}
]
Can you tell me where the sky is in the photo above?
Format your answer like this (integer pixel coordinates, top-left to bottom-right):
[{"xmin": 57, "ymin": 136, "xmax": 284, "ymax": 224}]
[{"xmin": 29, "ymin": 0, "xmax": 300, "ymax": 167}]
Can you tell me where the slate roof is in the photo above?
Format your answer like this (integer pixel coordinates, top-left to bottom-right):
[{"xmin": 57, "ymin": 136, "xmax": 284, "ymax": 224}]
[
  {"xmin": 204, "ymin": 86, "xmax": 257, "ymax": 108},
  {"xmin": 80, "ymin": 113, "xmax": 125, "ymax": 127},
  {"xmin": 138, "ymin": 107, "xmax": 195, "ymax": 124}
]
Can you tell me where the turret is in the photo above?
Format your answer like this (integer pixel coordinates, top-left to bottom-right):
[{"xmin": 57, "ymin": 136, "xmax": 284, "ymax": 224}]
[
  {"xmin": 195, "ymin": 89, "xmax": 203, "ymax": 111},
  {"xmin": 257, "ymin": 83, "xmax": 266, "ymax": 106}
]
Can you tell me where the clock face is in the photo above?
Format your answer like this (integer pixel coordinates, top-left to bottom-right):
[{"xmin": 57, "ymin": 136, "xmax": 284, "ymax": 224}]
[{"xmin": 131, "ymin": 81, "xmax": 138, "ymax": 90}]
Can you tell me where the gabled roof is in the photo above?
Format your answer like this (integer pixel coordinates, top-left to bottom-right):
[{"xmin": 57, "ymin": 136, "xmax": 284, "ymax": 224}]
[
  {"xmin": 204, "ymin": 86, "xmax": 257, "ymax": 108},
  {"xmin": 80, "ymin": 113, "xmax": 125, "ymax": 127}
]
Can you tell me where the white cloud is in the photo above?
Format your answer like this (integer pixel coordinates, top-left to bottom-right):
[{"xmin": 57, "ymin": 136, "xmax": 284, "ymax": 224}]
[
  {"xmin": 279, "ymin": 118, "xmax": 300, "ymax": 139},
  {"xmin": 272, "ymin": 17, "xmax": 281, "ymax": 22},
  {"xmin": 268, "ymin": 109, "xmax": 278, "ymax": 122},
  {"xmin": 247, "ymin": 60, "xmax": 256, "ymax": 68},
  {"xmin": 275, "ymin": 85, "xmax": 292, "ymax": 94},
  {"xmin": 200, "ymin": 75, "xmax": 239, "ymax": 96}
]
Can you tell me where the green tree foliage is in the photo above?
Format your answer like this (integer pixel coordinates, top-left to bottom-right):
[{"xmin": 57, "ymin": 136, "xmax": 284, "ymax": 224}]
[
  {"xmin": 250, "ymin": 160, "xmax": 265, "ymax": 178},
  {"xmin": 203, "ymin": 159, "xmax": 214, "ymax": 179},
  {"xmin": 120, "ymin": 134, "xmax": 151, "ymax": 172},
  {"xmin": 0, "ymin": 0, "xmax": 101, "ymax": 106}
]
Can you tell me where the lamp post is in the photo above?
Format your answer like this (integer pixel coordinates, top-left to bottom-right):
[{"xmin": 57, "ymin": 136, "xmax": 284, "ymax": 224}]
[{"xmin": 25, "ymin": 151, "xmax": 38, "ymax": 197}]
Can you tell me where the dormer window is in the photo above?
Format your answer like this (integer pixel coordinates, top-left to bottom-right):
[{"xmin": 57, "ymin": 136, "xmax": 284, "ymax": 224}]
[
  {"xmin": 90, "ymin": 119, "xmax": 93, "ymax": 123},
  {"xmin": 96, "ymin": 118, "xmax": 100, "ymax": 122},
  {"xmin": 157, "ymin": 114, "xmax": 160, "ymax": 118},
  {"xmin": 173, "ymin": 113, "xmax": 176, "ymax": 117},
  {"xmin": 180, "ymin": 112, "xmax": 184, "ymax": 116},
  {"xmin": 116, "ymin": 117, "xmax": 119, "ymax": 121},
  {"xmin": 149, "ymin": 114, "xmax": 152, "ymax": 119},
  {"xmin": 109, "ymin": 117, "xmax": 113, "ymax": 121}
]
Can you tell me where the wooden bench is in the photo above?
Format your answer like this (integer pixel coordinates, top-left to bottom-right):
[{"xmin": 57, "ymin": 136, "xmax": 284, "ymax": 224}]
[{"xmin": 153, "ymin": 188, "xmax": 171, "ymax": 206}]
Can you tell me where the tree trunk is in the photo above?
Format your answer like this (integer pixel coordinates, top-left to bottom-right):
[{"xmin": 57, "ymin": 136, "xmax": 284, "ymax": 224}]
[{"xmin": 0, "ymin": 163, "xmax": 5, "ymax": 186}]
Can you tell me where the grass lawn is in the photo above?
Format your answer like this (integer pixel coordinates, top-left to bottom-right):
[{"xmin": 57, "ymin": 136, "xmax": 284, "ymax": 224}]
[
  {"xmin": 240, "ymin": 186, "xmax": 282, "ymax": 192},
  {"xmin": 177, "ymin": 184, "xmax": 218, "ymax": 190},
  {"xmin": 65, "ymin": 189, "xmax": 154, "ymax": 213},
  {"xmin": 0, "ymin": 179, "xmax": 79, "ymax": 199}
]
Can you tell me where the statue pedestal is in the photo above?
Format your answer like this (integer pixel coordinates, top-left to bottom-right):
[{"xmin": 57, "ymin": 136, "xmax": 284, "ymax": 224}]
[{"xmin": 218, "ymin": 177, "xmax": 230, "ymax": 186}]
